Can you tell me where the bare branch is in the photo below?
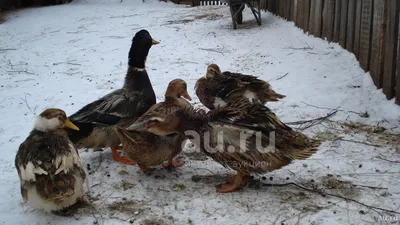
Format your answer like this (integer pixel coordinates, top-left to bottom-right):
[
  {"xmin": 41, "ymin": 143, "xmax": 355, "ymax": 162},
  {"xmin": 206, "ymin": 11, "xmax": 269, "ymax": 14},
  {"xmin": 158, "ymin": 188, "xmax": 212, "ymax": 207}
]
[
  {"xmin": 276, "ymin": 72, "xmax": 289, "ymax": 80},
  {"xmin": 261, "ymin": 182, "xmax": 400, "ymax": 214}
]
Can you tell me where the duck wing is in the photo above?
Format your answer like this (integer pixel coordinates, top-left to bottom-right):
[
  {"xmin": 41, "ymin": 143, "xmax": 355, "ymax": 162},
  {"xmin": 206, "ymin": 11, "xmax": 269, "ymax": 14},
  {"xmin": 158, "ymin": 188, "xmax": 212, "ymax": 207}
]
[
  {"xmin": 195, "ymin": 76, "xmax": 247, "ymax": 109},
  {"xmin": 15, "ymin": 131, "xmax": 86, "ymax": 202},
  {"xmin": 69, "ymin": 89, "xmax": 152, "ymax": 126},
  {"xmin": 204, "ymin": 99, "xmax": 319, "ymax": 174}
]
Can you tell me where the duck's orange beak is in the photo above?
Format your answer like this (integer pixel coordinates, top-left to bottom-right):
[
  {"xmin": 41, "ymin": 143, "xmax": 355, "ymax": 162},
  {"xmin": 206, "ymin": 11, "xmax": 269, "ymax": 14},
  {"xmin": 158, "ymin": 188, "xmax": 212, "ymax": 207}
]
[
  {"xmin": 65, "ymin": 118, "xmax": 79, "ymax": 131},
  {"xmin": 182, "ymin": 91, "xmax": 192, "ymax": 101}
]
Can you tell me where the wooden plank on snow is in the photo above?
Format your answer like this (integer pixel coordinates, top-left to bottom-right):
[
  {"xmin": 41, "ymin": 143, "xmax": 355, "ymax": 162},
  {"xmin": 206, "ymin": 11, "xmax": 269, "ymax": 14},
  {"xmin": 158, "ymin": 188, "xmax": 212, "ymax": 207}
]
[
  {"xmin": 322, "ymin": 0, "xmax": 335, "ymax": 41},
  {"xmin": 370, "ymin": 0, "xmax": 387, "ymax": 89},
  {"xmin": 383, "ymin": 0, "xmax": 399, "ymax": 99}
]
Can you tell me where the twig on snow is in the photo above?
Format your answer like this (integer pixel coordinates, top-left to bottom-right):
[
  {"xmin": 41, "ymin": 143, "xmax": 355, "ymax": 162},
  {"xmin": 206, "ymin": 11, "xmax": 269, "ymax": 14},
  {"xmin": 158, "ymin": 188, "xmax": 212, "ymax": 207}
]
[
  {"xmin": 375, "ymin": 156, "xmax": 400, "ymax": 163},
  {"xmin": 199, "ymin": 48, "xmax": 226, "ymax": 55},
  {"xmin": 286, "ymin": 110, "xmax": 338, "ymax": 126},
  {"xmin": 300, "ymin": 101, "xmax": 362, "ymax": 115},
  {"xmin": 8, "ymin": 70, "xmax": 35, "ymax": 75},
  {"xmin": 276, "ymin": 72, "xmax": 289, "ymax": 80},
  {"xmin": 285, "ymin": 43, "xmax": 314, "ymax": 50},
  {"xmin": 0, "ymin": 48, "xmax": 17, "ymax": 51},
  {"xmin": 20, "ymin": 93, "xmax": 36, "ymax": 115},
  {"xmin": 260, "ymin": 182, "xmax": 400, "ymax": 215},
  {"xmin": 337, "ymin": 138, "xmax": 382, "ymax": 148},
  {"xmin": 53, "ymin": 62, "xmax": 82, "ymax": 66}
]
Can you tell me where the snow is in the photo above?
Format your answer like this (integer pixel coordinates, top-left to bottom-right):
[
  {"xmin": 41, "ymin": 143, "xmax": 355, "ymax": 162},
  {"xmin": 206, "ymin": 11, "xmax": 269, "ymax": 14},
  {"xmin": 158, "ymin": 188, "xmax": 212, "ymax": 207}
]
[{"xmin": 1, "ymin": 0, "xmax": 400, "ymax": 224}]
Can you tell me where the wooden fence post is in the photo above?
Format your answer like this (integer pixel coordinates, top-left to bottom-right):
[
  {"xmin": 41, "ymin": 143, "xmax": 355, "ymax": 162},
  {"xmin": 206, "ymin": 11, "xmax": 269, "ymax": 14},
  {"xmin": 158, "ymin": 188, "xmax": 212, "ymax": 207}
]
[
  {"xmin": 333, "ymin": 0, "xmax": 341, "ymax": 42},
  {"xmin": 345, "ymin": 0, "xmax": 354, "ymax": 51},
  {"xmin": 359, "ymin": 0, "xmax": 373, "ymax": 71},
  {"xmin": 383, "ymin": 0, "xmax": 399, "ymax": 99},
  {"xmin": 370, "ymin": 0, "xmax": 387, "ymax": 89},
  {"xmin": 322, "ymin": 0, "xmax": 335, "ymax": 42},
  {"xmin": 339, "ymin": 0, "xmax": 348, "ymax": 47}
]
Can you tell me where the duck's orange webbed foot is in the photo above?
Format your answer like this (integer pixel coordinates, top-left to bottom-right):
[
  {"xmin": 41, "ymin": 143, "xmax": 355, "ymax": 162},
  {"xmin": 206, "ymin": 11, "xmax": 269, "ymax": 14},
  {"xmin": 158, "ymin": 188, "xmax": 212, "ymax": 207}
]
[
  {"xmin": 162, "ymin": 159, "xmax": 185, "ymax": 169},
  {"xmin": 217, "ymin": 173, "xmax": 249, "ymax": 193},
  {"xmin": 111, "ymin": 147, "xmax": 136, "ymax": 165}
]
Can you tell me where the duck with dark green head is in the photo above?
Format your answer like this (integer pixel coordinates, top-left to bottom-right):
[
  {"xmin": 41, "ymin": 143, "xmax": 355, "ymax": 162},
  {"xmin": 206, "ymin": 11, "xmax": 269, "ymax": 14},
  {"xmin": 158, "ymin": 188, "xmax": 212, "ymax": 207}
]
[{"xmin": 67, "ymin": 29, "xmax": 160, "ymax": 165}]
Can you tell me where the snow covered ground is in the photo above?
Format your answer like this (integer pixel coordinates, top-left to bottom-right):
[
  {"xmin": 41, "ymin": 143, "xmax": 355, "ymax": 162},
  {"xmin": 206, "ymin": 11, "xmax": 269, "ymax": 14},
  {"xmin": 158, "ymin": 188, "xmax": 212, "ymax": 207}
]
[{"xmin": 1, "ymin": 0, "xmax": 400, "ymax": 224}]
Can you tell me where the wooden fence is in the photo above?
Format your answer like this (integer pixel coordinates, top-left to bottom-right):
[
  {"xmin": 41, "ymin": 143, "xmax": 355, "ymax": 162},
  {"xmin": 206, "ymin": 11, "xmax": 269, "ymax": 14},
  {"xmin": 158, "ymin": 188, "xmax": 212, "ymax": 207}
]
[
  {"xmin": 190, "ymin": 0, "xmax": 400, "ymax": 105},
  {"xmin": 263, "ymin": 0, "xmax": 400, "ymax": 105}
]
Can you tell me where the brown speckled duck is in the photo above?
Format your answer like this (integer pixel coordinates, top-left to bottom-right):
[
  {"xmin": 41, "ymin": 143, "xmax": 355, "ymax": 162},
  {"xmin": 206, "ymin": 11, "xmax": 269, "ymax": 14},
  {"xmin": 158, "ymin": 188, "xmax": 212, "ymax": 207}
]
[
  {"xmin": 67, "ymin": 30, "xmax": 160, "ymax": 165},
  {"xmin": 129, "ymin": 99, "xmax": 320, "ymax": 193},
  {"xmin": 195, "ymin": 64, "xmax": 286, "ymax": 110},
  {"xmin": 15, "ymin": 108, "xmax": 87, "ymax": 213},
  {"xmin": 114, "ymin": 79, "xmax": 192, "ymax": 174}
]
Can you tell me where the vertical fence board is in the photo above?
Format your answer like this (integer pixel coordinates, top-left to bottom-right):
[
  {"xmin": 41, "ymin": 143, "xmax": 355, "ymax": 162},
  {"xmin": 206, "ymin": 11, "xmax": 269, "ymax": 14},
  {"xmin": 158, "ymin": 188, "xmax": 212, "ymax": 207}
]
[
  {"xmin": 383, "ymin": 0, "xmax": 399, "ymax": 99},
  {"xmin": 333, "ymin": 0, "xmax": 341, "ymax": 42},
  {"xmin": 353, "ymin": 0, "xmax": 362, "ymax": 59},
  {"xmin": 345, "ymin": 0, "xmax": 355, "ymax": 51},
  {"xmin": 304, "ymin": 0, "xmax": 311, "ymax": 31},
  {"xmin": 370, "ymin": 0, "xmax": 387, "ymax": 89},
  {"xmin": 313, "ymin": 0, "xmax": 323, "ymax": 37},
  {"xmin": 285, "ymin": 0, "xmax": 292, "ymax": 20},
  {"xmin": 322, "ymin": 0, "xmax": 335, "ymax": 41},
  {"xmin": 309, "ymin": 0, "xmax": 316, "ymax": 34},
  {"xmin": 339, "ymin": 0, "xmax": 348, "ymax": 47},
  {"xmin": 359, "ymin": 0, "xmax": 373, "ymax": 70},
  {"xmin": 267, "ymin": 0, "xmax": 273, "ymax": 12},
  {"xmin": 397, "ymin": 10, "xmax": 400, "ymax": 104},
  {"xmin": 292, "ymin": 0, "xmax": 298, "ymax": 22},
  {"xmin": 296, "ymin": 0, "xmax": 305, "ymax": 28}
]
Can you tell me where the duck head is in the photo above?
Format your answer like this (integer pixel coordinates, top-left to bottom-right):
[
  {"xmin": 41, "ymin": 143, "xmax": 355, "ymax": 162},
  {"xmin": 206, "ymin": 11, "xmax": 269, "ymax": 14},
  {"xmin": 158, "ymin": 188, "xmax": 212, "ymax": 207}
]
[
  {"xmin": 127, "ymin": 114, "xmax": 180, "ymax": 136},
  {"xmin": 34, "ymin": 108, "xmax": 79, "ymax": 132},
  {"xmin": 204, "ymin": 63, "xmax": 222, "ymax": 79},
  {"xmin": 128, "ymin": 29, "xmax": 160, "ymax": 69},
  {"xmin": 165, "ymin": 79, "xmax": 192, "ymax": 101}
]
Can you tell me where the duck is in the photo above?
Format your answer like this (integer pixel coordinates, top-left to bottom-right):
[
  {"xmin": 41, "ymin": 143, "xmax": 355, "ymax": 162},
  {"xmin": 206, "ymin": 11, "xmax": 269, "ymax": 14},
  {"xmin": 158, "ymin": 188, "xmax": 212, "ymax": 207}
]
[
  {"xmin": 129, "ymin": 99, "xmax": 320, "ymax": 193},
  {"xmin": 114, "ymin": 79, "xmax": 192, "ymax": 174},
  {"xmin": 15, "ymin": 108, "xmax": 87, "ymax": 213},
  {"xmin": 67, "ymin": 29, "xmax": 160, "ymax": 165},
  {"xmin": 195, "ymin": 64, "xmax": 286, "ymax": 110}
]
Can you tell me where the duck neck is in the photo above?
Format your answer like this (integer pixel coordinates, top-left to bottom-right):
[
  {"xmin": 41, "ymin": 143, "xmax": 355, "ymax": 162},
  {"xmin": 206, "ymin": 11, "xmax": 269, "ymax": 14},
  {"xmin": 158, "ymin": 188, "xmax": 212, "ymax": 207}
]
[
  {"xmin": 174, "ymin": 110, "xmax": 207, "ymax": 135},
  {"xmin": 128, "ymin": 43, "xmax": 149, "ymax": 69},
  {"xmin": 124, "ymin": 67, "xmax": 155, "ymax": 97}
]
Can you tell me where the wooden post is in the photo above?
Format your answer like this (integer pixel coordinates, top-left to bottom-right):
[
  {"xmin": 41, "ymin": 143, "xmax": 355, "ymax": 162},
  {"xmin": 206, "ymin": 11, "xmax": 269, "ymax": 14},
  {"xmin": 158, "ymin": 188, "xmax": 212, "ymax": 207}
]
[
  {"xmin": 296, "ymin": 0, "xmax": 305, "ymax": 29},
  {"xmin": 313, "ymin": 0, "xmax": 323, "ymax": 37},
  {"xmin": 322, "ymin": 0, "xmax": 335, "ymax": 42},
  {"xmin": 359, "ymin": 0, "xmax": 373, "ymax": 71},
  {"xmin": 383, "ymin": 0, "xmax": 399, "ymax": 99},
  {"xmin": 333, "ymin": 0, "xmax": 341, "ymax": 42},
  {"xmin": 339, "ymin": 0, "xmax": 348, "ymax": 47},
  {"xmin": 304, "ymin": 0, "xmax": 311, "ymax": 31},
  {"xmin": 353, "ymin": 0, "xmax": 362, "ymax": 59},
  {"xmin": 397, "ymin": 7, "xmax": 400, "ymax": 104},
  {"xmin": 309, "ymin": 0, "xmax": 316, "ymax": 34},
  {"xmin": 370, "ymin": 0, "xmax": 387, "ymax": 89},
  {"xmin": 345, "ymin": 0, "xmax": 355, "ymax": 51}
]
